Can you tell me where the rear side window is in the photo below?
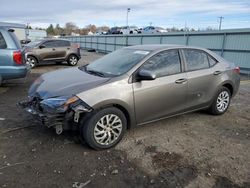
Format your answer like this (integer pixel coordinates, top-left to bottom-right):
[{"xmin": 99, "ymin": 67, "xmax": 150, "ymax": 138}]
[
  {"xmin": 184, "ymin": 49, "xmax": 209, "ymax": 71},
  {"xmin": 56, "ymin": 40, "xmax": 70, "ymax": 47},
  {"xmin": 208, "ymin": 55, "xmax": 217, "ymax": 67},
  {"xmin": 0, "ymin": 32, "xmax": 7, "ymax": 49},
  {"xmin": 141, "ymin": 50, "xmax": 181, "ymax": 77}
]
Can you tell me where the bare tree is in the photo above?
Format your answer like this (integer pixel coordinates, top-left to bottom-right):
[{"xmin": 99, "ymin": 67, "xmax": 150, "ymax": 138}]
[{"xmin": 64, "ymin": 22, "xmax": 78, "ymax": 35}]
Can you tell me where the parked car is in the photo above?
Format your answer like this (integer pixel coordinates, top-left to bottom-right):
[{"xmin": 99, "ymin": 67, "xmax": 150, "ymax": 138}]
[
  {"xmin": 108, "ymin": 27, "xmax": 122, "ymax": 34},
  {"xmin": 0, "ymin": 27, "xmax": 29, "ymax": 85},
  {"xmin": 25, "ymin": 39, "xmax": 81, "ymax": 68},
  {"xmin": 120, "ymin": 26, "xmax": 139, "ymax": 34},
  {"xmin": 142, "ymin": 26, "xmax": 168, "ymax": 34},
  {"xmin": 19, "ymin": 45, "xmax": 240, "ymax": 150}
]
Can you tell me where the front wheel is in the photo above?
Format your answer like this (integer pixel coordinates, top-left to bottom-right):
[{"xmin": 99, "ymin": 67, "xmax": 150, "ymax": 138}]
[
  {"xmin": 208, "ymin": 87, "xmax": 231, "ymax": 115},
  {"xmin": 81, "ymin": 107, "xmax": 127, "ymax": 150},
  {"xmin": 67, "ymin": 54, "xmax": 78, "ymax": 66}
]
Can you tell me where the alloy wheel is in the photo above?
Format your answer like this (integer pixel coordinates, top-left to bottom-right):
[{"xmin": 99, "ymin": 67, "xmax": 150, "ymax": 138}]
[
  {"xmin": 216, "ymin": 91, "xmax": 230, "ymax": 112},
  {"xmin": 69, "ymin": 56, "xmax": 78, "ymax": 65},
  {"xmin": 94, "ymin": 114, "xmax": 123, "ymax": 146}
]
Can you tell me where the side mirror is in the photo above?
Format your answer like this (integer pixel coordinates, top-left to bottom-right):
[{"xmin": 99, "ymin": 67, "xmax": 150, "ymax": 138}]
[
  {"xmin": 39, "ymin": 44, "xmax": 46, "ymax": 49},
  {"xmin": 137, "ymin": 69, "xmax": 156, "ymax": 81}
]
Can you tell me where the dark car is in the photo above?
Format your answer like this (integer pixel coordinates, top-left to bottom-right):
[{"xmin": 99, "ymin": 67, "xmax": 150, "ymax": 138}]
[
  {"xmin": 19, "ymin": 45, "xmax": 240, "ymax": 150},
  {"xmin": 0, "ymin": 27, "xmax": 29, "ymax": 85},
  {"xmin": 25, "ymin": 39, "xmax": 81, "ymax": 68},
  {"xmin": 108, "ymin": 27, "xmax": 122, "ymax": 34}
]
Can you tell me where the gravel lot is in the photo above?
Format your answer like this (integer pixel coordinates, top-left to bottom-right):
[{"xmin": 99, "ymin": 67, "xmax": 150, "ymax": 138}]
[{"xmin": 0, "ymin": 50, "xmax": 250, "ymax": 188}]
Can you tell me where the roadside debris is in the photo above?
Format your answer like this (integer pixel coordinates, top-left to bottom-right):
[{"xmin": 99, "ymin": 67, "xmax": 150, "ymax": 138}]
[
  {"xmin": 72, "ymin": 180, "xmax": 91, "ymax": 188},
  {"xmin": 111, "ymin": 169, "xmax": 119, "ymax": 175},
  {"xmin": 0, "ymin": 162, "xmax": 25, "ymax": 170},
  {"xmin": 1, "ymin": 125, "xmax": 35, "ymax": 134}
]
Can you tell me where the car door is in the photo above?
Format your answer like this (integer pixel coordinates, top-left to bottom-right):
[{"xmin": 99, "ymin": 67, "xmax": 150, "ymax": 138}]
[
  {"xmin": 55, "ymin": 40, "xmax": 68, "ymax": 59},
  {"xmin": 182, "ymin": 49, "xmax": 219, "ymax": 110},
  {"xmin": 37, "ymin": 40, "xmax": 56, "ymax": 60},
  {"xmin": 133, "ymin": 49, "xmax": 188, "ymax": 125}
]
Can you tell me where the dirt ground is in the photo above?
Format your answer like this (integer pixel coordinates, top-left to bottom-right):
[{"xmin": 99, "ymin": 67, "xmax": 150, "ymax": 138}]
[{"xmin": 0, "ymin": 50, "xmax": 250, "ymax": 188}]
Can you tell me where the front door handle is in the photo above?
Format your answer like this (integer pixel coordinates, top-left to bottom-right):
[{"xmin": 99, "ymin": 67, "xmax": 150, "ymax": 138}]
[
  {"xmin": 175, "ymin": 78, "xmax": 187, "ymax": 84},
  {"xmin": 52, "ymin": 48, "xmax": 56, "ymax": 51},
  {"xmin": 213, "ymin": 71, "xmax": 222, "ymax": 75}
]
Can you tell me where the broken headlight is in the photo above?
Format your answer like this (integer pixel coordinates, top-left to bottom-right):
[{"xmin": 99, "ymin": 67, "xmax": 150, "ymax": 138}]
[{"xmin": 40, "ymin": 96, "xmax": 79, "ymax": 112}]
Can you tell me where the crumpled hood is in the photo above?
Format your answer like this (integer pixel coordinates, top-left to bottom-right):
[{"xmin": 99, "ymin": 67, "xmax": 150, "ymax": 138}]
[{"xmin": 28, "ymin": 67, "xmax": 110, "ymax": 99}]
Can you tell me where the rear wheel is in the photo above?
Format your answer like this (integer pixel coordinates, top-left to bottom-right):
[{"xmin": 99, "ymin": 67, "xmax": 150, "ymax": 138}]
[
  {"xmin": 208, "ymin": 87, "xmax": 231, "ymax": 115},
  {"xmin": 80, "ymin": 107, "xmax": 127, "ymax": 150},
  {"xmin": 67, "ymin": 54, "xmax": 78, "ymax": 66},
  {"xmin": 27, "ymin": 56, "xmax": 38, "ymax": 68}
]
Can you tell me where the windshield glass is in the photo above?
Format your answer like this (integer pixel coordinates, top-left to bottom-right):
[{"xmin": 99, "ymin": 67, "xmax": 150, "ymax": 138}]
[
  {"xmin": 84, "ymin": 48, "xmax": 151, "ymax": 77},
  {"xmin": 25, "ymin": 40, "xmax": 42, "ymax": 47}
]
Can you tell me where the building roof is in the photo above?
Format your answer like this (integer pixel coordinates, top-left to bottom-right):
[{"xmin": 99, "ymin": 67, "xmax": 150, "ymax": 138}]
[{"xmin": 0, "ymin": 22, "xmax": 26, "ymax": 29}]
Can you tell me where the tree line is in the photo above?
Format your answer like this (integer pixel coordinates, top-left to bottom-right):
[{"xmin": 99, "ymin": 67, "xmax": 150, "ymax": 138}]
[{"xmin": 45, "ymin": 22, "xmax": 109, "ymax": 36}]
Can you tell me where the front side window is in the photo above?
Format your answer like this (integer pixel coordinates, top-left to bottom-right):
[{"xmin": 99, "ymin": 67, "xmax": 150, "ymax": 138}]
[
  {"xmin": 0, "ymin": 32, "xmax": 7, "ymax": 49},
  {"xmin": 183, "ymin": 49, "xmax": 209, "ymax": 71},
  {"xmin": 141, "ymin": 50, "xmax": 181, "ymax": 77},
  {"xmin": 43, "ymin": 41, "xmax": 56, "ymax": 48}
]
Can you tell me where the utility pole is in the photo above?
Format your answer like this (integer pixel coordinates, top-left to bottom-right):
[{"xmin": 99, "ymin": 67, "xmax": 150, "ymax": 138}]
[
  {"xmin": 218, "ymin": 16, "xmax": 224, "ymax": 30},
  {"xmin": 126, "ymin": 8, "xmax": 131, "ymax": 27}
]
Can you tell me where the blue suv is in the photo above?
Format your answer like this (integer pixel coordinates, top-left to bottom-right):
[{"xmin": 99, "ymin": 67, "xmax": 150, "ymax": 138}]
[{"xmin": 0, "ymin": 27, "xmax": 29, "ymax": 85}]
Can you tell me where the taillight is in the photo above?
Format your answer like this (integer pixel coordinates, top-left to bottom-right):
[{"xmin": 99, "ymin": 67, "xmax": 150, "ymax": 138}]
[
  {"xmin": 233, "ymin": 67, "xmax": 240, "ymax": 74},
  {"xmin": 13, "ymin": 51, "xmax": 23, "ymax": 65},
  {"xmin": 72, "ymin": 43, "xmax": 80, "ymax": 49}
]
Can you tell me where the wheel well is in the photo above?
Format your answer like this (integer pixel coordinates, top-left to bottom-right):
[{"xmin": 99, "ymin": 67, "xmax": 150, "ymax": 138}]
[
  {"xmin": 27, "ymin": 55, "xmax": 39, "ymax": 63},
  {"xmin": 112, "ymin": 104, "xmax": 131, "ymax": 129},
  {"xmin": 79, "ymin": 104, "xmax": 132, "ymax": 129},
  {"xmin": 67, "ymin": 53, "xmax": 79, "ymax": 60},
  {"xmin": 222, "ymin": 83, "xmax": 233, "ymax": 96}
]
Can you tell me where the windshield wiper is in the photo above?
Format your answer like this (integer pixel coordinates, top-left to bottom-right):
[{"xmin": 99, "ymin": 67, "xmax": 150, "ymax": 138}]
[{"xmin": 86, "ymin": 69, "xmax": 105, "ymax": 77}]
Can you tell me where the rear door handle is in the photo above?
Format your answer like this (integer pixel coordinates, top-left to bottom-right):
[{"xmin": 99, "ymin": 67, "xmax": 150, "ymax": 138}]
[
  {"xmin": 213, "ymin": 71, "xmax": 222, "ymax": 75},
  {"xmin": 175, "ymin": 78, "xmax": 187, "ymax": 84},
  {"xmin": 67, "ymin": 47, "xmax": 70, "ymax": 50},
  {"xmin": 52, "ymin": 48, "xmax": 56, "ymax": 51}
]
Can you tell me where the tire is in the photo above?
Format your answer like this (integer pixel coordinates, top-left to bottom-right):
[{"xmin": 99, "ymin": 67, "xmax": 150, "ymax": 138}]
[
  {"xmin": 81, "ymin": 107, "xmax": 127, "ymax": 150},
  {"xmin": 67, "ymin": 54, "xmax": 78, "ymax": 66},
  {"xmin": 208, "ymin": 87, "xmax": 231, "ymax": 115},
  {"xmin": 27, "ymin": 56, "xmax": 38, "ymax": 68}
]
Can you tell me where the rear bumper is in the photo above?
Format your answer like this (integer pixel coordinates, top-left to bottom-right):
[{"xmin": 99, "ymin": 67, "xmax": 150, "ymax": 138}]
[{"xmin": 0, "ymin": 65, "xmax": 30, "ymax": 80}]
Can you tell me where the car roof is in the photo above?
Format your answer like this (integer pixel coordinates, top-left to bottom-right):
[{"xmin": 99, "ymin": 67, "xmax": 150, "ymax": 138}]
[
  {"xmin": 125, "ymin": 44, "xmax": 208, "ymax": 51},
  {"xmin": 40, "ymin": 38, "xmax": 70, "ymax": 42}
]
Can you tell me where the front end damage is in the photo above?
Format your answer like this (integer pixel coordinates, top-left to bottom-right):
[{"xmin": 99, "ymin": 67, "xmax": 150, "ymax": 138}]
[{"xmin": 18, "ymin": 96, "xmax": 92, "ymax": 134}]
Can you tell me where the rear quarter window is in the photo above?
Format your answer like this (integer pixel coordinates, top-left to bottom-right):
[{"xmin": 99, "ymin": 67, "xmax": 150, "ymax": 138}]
[
  {"xmin": 183, "ymin": 49, "xmax": 209, "ymax": 71},
  {"xmin": 0, "ymin": 32, "xmax": 7, "ymax": 49},
  {"xmin": 9, "ymin": 31, "xmax": 22, "ymax": 49}
]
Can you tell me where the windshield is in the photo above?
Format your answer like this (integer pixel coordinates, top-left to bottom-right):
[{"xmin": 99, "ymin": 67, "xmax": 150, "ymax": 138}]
[
  {"xmin": 84, "ymin": 48, "xmax": 151, "ymax": 77},
  {"xmin": 25, "ymin": 40, "xmax": 43, "ymax": 47}
]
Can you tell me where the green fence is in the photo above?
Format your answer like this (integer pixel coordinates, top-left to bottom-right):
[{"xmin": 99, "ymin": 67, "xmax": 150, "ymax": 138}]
[{"xmin": 63, "ymin": 28, "xmax": 250, "ymax": 74}]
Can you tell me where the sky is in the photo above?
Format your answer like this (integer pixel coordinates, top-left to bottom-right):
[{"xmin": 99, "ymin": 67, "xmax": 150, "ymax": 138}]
[{"xmin": 0, "ymin": 0, "xmax": 250, "ymax": 29}]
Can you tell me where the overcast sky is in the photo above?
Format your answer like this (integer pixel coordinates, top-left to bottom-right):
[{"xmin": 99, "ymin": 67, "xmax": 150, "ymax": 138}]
[{"xmin": 1, "ymin": 0, "xmax": 250, "ymax": 29}]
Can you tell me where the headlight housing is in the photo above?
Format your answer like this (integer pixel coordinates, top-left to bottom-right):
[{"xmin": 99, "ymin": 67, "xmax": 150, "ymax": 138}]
[{"xmin": 40, "ymin": 96, "xmax": 79, "ymax": 112}]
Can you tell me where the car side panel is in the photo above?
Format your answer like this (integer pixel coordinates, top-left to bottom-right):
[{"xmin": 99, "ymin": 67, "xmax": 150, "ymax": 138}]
[
  {"xmin": 133, "ymin": 73, "xmax": 188, "ymax": 124},
  {"xmin": 185, "ymin": 67, "xmax": 220, "ymax": 110}
]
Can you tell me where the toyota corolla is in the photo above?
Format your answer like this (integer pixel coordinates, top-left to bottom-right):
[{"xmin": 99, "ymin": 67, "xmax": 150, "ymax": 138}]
[{"xmin": 19, "ymin": 45, "xmax": 240, "ymax": 150}]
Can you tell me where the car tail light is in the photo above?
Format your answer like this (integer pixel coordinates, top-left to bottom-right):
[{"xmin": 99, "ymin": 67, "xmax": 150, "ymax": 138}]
[
  {"xmin": 233, "ymin": 67, "xmax": 240, "ymax": 74},
  {"xmin": 72, "ymin": 43, "xmax": 80, "ymax": 49},
  {"xmin": 13, "ymin": 51, "xmax": 23, "ymax": 65}
]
